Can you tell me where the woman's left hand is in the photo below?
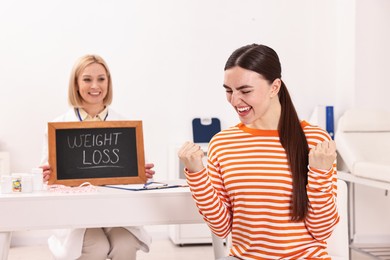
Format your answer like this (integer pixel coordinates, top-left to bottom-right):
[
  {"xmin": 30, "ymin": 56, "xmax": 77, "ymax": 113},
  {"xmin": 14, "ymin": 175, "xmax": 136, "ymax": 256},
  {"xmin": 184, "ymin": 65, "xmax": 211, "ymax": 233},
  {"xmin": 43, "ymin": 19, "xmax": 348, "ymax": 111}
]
[
  {"xmin": 309, "ymin": 140, "xmax": 337, "ymax": 171},
  {"xmin": 145, "ymin": 163, "xmax": 155, "ymax": 179},
  {"xmin": 40, "ymin": 164, "xmax": 52, "ymax": 182}
]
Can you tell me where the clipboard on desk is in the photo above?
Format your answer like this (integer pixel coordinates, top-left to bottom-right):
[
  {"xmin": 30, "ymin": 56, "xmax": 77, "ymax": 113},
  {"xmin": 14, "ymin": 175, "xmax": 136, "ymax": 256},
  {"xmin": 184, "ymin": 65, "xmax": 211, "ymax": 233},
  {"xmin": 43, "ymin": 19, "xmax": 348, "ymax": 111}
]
[{"xmin": 105, "ymin": 181, "xmax": 188, "ymax": 191}]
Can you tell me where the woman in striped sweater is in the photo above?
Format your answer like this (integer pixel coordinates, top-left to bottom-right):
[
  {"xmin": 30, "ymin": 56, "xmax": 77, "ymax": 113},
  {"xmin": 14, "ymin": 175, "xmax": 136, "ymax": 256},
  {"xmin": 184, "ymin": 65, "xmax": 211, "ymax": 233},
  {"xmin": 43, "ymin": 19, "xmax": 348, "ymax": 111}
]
[{"xmin": 178, "ymin": 44, "xmax": 338, "ymax": 259}]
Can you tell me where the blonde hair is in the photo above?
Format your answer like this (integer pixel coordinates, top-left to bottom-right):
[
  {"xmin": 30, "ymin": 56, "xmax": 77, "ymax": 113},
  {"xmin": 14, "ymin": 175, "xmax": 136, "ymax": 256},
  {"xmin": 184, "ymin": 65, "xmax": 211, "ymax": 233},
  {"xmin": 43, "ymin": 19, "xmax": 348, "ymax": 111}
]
[{"xmin": 68, "ymin": 54, "xmax": 113, "ymax": 107}]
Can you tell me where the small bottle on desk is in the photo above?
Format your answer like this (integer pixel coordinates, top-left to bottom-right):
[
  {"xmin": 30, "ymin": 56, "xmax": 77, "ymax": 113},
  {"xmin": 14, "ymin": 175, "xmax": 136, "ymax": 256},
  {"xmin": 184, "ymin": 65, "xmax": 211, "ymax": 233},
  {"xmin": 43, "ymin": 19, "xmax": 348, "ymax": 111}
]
[{"xmin": 12, "ymin": 174, "xmax": 22, "ymax": 192}]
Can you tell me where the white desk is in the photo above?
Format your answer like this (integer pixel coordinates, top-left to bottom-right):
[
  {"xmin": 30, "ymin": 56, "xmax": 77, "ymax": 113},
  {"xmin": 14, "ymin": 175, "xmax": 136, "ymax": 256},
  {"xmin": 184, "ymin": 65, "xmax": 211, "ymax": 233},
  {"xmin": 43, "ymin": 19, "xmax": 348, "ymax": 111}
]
[
  {"xmin": 0, "ymin": 182, "xmax": 212, "ymax": 260},
  {"xmin": 338, "ymin": 171, "xmax": 390, "ymax": 259},
  {"xmin": 338, "ymin": 171, "xmax": 390, "ymax": 190}
]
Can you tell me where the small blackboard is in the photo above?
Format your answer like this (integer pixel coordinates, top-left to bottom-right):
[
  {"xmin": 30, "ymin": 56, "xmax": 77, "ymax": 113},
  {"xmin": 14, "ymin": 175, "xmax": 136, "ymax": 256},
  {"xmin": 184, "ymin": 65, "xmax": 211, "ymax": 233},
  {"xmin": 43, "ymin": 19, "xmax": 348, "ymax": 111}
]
[{"xmin": 48, "ymin": 121, "xmax": 146, "ymax": 186}]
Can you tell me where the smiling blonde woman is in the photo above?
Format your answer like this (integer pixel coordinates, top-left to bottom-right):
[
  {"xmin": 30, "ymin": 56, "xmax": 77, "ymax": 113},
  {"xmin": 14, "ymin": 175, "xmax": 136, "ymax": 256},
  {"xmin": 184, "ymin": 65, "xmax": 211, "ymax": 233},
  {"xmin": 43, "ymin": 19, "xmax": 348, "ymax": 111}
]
[{"xmin": 40, "ymin": 54, "xmax": 155, "ymax": 260}]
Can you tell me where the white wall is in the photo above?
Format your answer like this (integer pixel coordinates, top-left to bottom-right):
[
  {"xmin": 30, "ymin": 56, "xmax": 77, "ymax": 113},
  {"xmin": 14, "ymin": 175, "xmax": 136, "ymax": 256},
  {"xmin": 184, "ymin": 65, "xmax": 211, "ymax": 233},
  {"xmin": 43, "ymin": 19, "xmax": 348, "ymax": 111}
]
[
  {"xmin": 0, "ymin": 0, "xmax": 351, "ymax": 177},
  {"xmin": 356, "ymin": 0, "xmax": 390, "ymax": 112}
]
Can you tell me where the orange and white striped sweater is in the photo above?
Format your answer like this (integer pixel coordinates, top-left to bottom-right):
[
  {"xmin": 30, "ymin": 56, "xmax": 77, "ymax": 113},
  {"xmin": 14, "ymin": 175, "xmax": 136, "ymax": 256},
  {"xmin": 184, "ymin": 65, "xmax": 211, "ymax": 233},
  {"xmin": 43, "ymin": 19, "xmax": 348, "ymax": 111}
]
[{"xmin": 185, "ymin": 122, "xmax": 339, "ymax": 259}]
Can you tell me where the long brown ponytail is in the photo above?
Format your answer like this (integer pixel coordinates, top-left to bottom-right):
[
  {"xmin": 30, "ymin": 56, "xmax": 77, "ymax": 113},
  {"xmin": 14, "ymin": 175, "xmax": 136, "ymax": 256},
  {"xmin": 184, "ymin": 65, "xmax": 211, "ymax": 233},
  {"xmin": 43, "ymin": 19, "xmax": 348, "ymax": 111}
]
[{"xmin": 278, "ymin": 81, "xmax": 309, "ymax": 221}]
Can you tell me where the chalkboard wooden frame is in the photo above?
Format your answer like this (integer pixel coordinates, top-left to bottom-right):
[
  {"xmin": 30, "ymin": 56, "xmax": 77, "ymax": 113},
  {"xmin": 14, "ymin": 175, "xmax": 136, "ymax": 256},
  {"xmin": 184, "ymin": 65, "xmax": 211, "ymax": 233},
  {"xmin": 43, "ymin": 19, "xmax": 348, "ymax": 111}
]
[{"xmin": 48, "ymin": 121, "xmax": 146, "ymax": 186}]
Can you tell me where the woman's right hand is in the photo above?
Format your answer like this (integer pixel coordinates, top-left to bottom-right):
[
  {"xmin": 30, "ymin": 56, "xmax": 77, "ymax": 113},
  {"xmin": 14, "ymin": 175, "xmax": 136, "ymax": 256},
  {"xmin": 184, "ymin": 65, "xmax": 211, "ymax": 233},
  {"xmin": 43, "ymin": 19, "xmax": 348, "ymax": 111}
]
[
  {"xmin": 40, "ymin": 164, "xmax": 51, "ymax": 182},
  {"xmin": 178, "ymin": 141, "xmax": 205, "ymax": 173}
]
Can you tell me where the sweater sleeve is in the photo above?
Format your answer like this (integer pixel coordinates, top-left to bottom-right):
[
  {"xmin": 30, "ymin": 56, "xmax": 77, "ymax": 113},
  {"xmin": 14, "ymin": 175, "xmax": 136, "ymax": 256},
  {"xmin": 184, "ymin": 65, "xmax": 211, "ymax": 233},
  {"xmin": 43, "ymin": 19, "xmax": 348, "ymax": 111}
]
[
  {"xmin": 184, "ymin": 149, "xmax": 232, "ymax": 238},
  {"xmin": 305, "ymin": 164, "xmax": 339, "ymax": 240},
  {"xmin": 304, "ymin": 127, "xmax": 339, "ymax": 241}
]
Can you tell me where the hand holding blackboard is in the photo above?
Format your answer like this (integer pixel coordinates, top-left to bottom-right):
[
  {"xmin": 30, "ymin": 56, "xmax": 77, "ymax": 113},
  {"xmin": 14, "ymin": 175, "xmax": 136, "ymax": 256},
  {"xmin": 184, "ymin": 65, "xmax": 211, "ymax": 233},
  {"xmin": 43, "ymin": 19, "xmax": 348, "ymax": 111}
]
[{"xmin": 48, "ymin": 120, "xmax": 146, "ymax": 186}]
